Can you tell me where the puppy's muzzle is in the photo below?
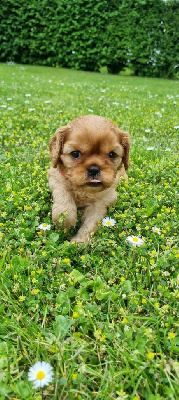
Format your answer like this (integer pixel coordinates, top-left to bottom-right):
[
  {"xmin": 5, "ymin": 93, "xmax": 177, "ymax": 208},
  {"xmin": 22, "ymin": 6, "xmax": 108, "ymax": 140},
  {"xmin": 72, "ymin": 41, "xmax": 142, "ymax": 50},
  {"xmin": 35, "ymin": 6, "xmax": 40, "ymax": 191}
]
[{"xmin": 87, "ymin": 165, "xmax": 102, "ymax": 187}]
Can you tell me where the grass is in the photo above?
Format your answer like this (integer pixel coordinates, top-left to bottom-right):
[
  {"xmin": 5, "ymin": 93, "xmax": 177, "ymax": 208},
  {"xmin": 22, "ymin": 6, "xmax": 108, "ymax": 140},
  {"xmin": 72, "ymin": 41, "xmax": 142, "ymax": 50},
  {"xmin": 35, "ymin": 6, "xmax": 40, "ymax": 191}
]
[{"xmin": 0, "ymin": 62, "xmax": 178, "ymax": 400}]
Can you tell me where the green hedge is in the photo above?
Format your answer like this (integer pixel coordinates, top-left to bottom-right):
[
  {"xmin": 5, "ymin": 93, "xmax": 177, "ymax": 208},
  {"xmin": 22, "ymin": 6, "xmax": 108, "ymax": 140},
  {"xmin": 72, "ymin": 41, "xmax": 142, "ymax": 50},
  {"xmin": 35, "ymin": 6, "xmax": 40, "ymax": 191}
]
[{"xmin": 0, "ymin": 0, "xmax": 178, "ymax": 77}]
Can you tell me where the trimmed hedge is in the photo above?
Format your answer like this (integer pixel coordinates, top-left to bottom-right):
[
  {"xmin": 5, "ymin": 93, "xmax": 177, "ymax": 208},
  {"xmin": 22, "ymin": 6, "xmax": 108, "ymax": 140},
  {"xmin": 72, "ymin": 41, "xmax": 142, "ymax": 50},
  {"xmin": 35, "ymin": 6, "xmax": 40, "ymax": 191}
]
[{"xmin": 0, "ymin": 0, "xmax": 178, "ymax": 77}]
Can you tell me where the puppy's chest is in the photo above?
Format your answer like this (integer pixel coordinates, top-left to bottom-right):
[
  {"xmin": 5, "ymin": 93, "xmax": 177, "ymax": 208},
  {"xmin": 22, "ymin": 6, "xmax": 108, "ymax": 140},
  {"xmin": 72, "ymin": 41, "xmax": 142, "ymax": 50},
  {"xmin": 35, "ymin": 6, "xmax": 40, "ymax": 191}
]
[
  {"xmin": 72, "ymin": 188, "xmax": 97, "ymax": 207},
  {"xmin": 71, "ymin": 186, "xmax": 117, "ymax": 208}
]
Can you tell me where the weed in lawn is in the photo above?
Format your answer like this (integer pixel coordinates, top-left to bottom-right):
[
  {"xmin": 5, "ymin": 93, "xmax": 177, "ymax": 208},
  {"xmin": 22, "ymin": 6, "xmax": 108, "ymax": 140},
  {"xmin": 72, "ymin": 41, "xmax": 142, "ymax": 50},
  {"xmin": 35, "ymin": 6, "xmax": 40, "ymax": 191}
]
[{"xmin": 0, "ymin": 63, "xmax": 178, "ymax": 399}]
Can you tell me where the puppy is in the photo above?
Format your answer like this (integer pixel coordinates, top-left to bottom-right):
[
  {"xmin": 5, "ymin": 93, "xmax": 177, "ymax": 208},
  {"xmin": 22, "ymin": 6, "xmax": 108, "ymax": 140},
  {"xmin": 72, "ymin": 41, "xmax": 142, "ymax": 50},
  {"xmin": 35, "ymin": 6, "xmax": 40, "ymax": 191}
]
[{"xmin": 47, "ymin": 115, "xmax": 130, "ymax": 243}]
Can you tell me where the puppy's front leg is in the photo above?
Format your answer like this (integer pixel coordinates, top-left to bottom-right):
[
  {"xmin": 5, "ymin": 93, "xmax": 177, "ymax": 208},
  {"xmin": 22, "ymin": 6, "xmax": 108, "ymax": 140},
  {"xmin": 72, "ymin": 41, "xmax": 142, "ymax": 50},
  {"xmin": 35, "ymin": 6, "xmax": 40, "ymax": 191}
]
[
  {"xmin": 48, "ymin": 168, "xmax": 77, "ymax": 228},
  {"xmin": 52, "ymin": 188, "xmax": 77, "ymax": 228},
  {"xmin": 72, "ymin": 203, "xmax": 107, "ymax": 243}
]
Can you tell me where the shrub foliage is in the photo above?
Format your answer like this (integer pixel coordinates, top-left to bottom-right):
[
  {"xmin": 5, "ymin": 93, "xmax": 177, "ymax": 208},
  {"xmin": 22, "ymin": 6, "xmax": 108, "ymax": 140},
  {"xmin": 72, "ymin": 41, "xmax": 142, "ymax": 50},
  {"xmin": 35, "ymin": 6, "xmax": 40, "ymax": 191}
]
[{"xmin": 0, "ymin": 0, "xmax": 178, "ymax": 77}]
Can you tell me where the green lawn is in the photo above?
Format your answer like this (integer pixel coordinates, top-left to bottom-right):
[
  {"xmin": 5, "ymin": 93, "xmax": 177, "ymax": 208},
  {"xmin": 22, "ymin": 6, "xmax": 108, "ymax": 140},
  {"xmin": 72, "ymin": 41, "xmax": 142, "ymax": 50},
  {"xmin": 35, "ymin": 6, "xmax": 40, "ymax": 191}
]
[{"xmin": 0, "ymin": 63, "xmax": 178, "ymax": 400}]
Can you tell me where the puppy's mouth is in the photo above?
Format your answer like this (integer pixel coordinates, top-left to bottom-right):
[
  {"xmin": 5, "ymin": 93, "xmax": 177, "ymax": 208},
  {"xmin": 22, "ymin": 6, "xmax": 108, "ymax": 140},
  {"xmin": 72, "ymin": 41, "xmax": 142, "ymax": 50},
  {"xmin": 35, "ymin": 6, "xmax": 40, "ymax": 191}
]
[{"xmin": 87, "ymin": 179, "xmax": 102, "ymax": 187}]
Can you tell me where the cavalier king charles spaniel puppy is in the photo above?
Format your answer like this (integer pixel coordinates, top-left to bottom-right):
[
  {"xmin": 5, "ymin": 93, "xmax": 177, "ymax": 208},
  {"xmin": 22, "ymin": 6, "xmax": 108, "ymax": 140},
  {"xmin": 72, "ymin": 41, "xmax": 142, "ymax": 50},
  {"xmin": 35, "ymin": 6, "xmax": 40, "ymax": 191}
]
[{"xmin": 47, "ymin": 115, "xmax": 130, "ymax": 243}]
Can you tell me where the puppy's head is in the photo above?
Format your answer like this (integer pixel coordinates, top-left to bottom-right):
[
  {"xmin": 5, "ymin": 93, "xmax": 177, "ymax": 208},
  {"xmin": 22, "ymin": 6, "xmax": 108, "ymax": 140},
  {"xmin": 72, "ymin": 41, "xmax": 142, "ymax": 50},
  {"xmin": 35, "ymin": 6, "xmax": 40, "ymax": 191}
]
[{"xmin": 49, "ymin": 115, "xmax": 130, "ymax": 191}]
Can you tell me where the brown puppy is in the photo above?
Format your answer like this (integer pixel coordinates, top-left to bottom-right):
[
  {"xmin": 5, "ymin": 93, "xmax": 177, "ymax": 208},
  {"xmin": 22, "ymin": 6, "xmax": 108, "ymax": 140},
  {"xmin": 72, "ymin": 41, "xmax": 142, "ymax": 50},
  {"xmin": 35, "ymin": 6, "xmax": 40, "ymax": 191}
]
[{"xmin": 47, "ymin": 115, "xmax": 130, "ymax": 243}]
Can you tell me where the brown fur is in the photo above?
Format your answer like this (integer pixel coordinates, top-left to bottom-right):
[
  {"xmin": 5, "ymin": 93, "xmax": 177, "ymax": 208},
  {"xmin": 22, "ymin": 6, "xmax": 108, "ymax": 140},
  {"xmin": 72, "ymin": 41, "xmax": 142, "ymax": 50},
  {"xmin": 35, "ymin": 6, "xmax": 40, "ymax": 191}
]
[{"xmin": 47, "ymin": 115, "xmax": 130, "ymax": 243}]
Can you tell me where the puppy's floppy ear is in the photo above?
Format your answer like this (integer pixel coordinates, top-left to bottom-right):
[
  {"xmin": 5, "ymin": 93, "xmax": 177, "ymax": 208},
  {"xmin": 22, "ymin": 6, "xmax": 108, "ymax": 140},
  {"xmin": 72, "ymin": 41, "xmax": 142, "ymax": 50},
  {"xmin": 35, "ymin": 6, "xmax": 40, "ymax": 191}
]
[
  {"xmin": 49, "ymin": 126, "xmax": 68, "ymax": 167},
  {"xmin": 116, "ymin": 128, "xmax": 130, "ymax": 170}
]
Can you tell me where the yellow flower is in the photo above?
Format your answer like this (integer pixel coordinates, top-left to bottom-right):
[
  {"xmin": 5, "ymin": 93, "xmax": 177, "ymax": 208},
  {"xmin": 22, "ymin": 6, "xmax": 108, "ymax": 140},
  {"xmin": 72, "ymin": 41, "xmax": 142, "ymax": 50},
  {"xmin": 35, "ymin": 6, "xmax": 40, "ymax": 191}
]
[
  {"xmin": 19, "ymin": 295, "xmax": 26, "ymax": 302},
  {"xmin": 147, "ymin": 352, "xmax": 155, "ymax": 360},
  {"xmin": 121, "ymin": 317, "xmax": 128, "ymax": 324},
  {"xmin": 24, "ymin": 205, "xmax": 32, "ymax": 211},
  {"xmin": 154, "ymin": 269, "xmax": 160, "ymax": 275},
  {"xmin": 151, "ymin": 250, "xmax": 157, "ymax": 256},
  {"xmin": 116, "ymin": 389, "xmax": 128, "ymax": 399},
  {"xmin": 32, "ymin": 288, "xmax": 40, "ymax": 295},
  {"xmin": 119, "ymin": 231, "xmax": 125, "ymax": 238},
  {"xmin": 168, "ymin": 331, "xmax": 176, "ymax": 340},
  {"xmin": 63, "ymin": 258, "xmax": 70, "ymax": 264},
  {"xmin": 163, "ymin": 305, "xmax": 169, "ymax": 310},
  {"xmin": 100, "ymin": 334, "xmax": 106, "ymax": 342},
  {"xmin": 72, "ymin": 373, "xmax": 78, "ymax": 380},
  {"xmin": 73, "ymin": 312, "xmax": 79, "ymax": 318},
  {"xmin": 144, "ymin": 328, "xmax": 152, "ymax": 337}
]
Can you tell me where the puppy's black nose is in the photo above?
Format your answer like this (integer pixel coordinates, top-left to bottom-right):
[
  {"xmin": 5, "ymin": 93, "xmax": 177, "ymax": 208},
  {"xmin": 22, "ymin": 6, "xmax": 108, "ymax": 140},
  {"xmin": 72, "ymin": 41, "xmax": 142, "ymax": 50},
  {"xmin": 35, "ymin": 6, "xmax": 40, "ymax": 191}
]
[{"xmin": 88, "ymin": 165, "xmax": 100, "ymax": 178}]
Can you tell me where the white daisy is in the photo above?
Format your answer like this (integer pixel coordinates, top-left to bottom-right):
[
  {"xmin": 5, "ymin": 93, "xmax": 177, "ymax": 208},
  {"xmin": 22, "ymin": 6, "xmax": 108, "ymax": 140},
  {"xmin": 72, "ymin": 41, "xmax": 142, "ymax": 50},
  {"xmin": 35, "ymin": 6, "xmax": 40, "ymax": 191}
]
[
  {"xmin": 38, "ymin": 223, "xmax": 51, "ymax": 231},
  {"xmin": 126, "ymin": 236, "xmax": 144, "ymax": 247},
  {"xmin": 146, "ymin": 146, "xmax": 155, "ymax": 151},
  {"xmin": 28, "ymin": 361, "xmax": 54, "ymax": 388},
  {"xmin": 174, "ymin": 125, "xmax": 179, "ymax": 129},
  {"xmin": 102, "ymin": 217, "xmax": 116, "ymax": 227},
  {"xmin": 152, "ymin": 226, "xmax": 161, "ymax": 235}
]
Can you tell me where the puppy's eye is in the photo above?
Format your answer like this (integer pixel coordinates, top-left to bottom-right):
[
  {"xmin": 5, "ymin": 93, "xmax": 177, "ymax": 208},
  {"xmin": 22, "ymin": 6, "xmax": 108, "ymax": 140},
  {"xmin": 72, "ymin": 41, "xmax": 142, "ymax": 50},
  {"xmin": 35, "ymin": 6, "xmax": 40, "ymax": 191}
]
[
  {"xmin": 108, "ymin": 151, "xmax": 116, "ymax": 159},
  {"xmin": 71, "ymin": 151, "xmax": 81, "ymax": 159}
]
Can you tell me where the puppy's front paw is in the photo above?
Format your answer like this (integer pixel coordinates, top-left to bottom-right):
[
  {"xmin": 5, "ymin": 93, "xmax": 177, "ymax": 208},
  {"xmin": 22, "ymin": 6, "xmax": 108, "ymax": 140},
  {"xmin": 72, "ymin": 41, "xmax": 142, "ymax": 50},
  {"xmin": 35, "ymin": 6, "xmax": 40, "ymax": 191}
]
[
  {"xmin": 52, "ymin": 205, "xmax": 77, "ymax": 228},
  {"xmin": 70, "ymin": 233, "xmax": 91, "ymax": 244}
]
